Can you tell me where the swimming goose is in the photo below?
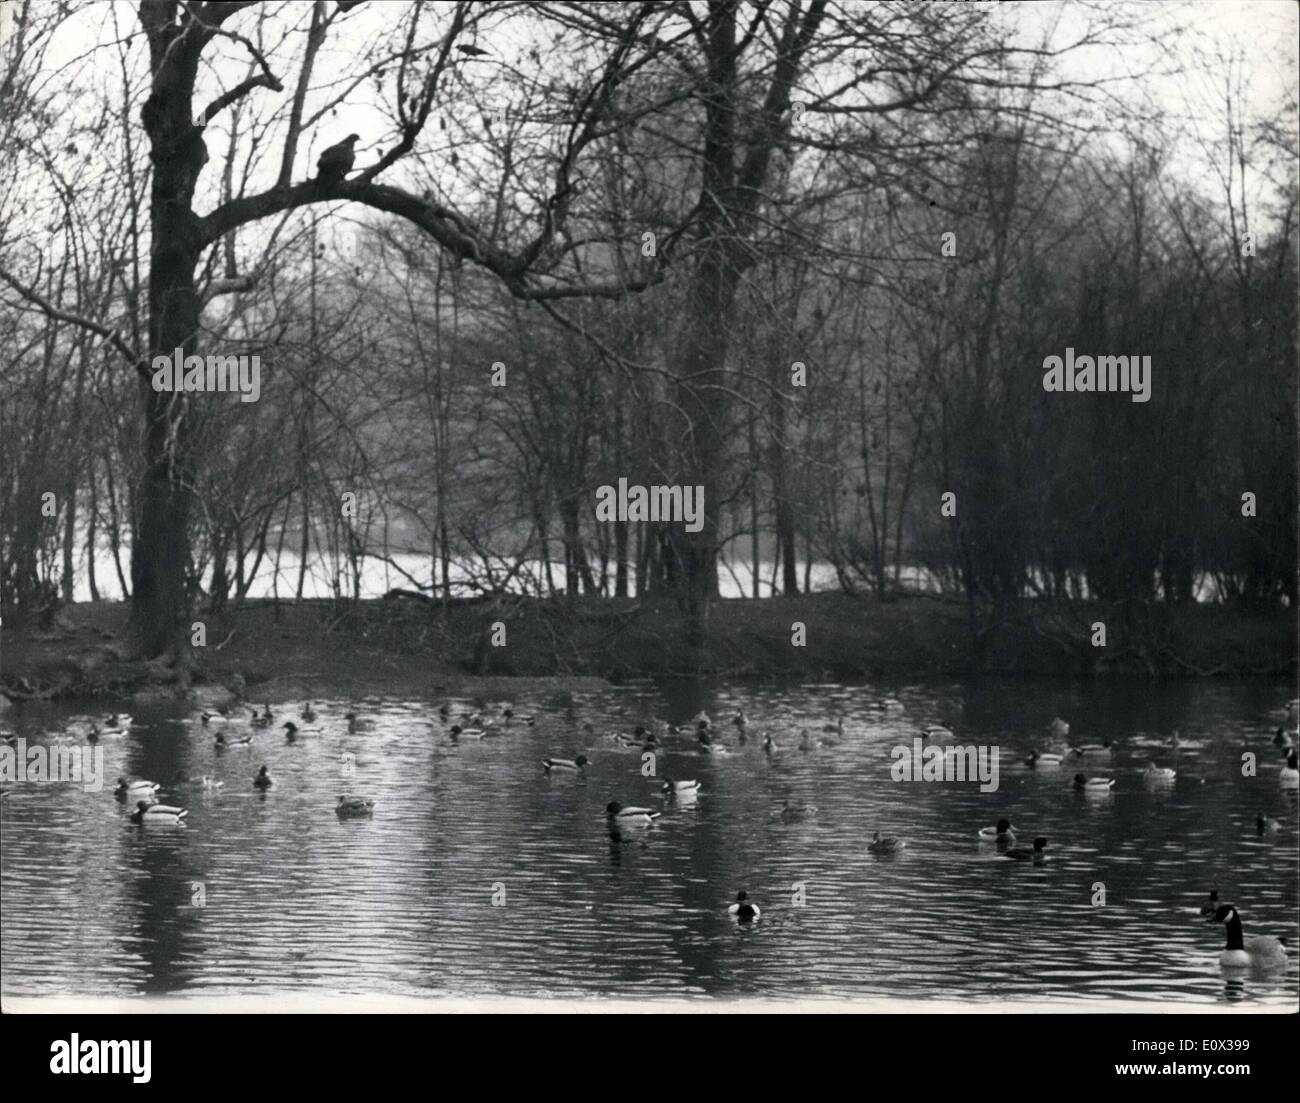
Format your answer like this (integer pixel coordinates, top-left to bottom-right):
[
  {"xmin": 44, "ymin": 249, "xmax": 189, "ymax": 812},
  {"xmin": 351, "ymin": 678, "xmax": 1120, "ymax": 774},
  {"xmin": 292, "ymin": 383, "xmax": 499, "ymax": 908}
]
[
  {"xmin": 868, "ymin": 831, "xmax": 906, "ymax": 855},
  {"xmin": 1143, "ymin": 764, "xmax": 1177, "ymax": 782},
  {"xmin": 728, "ymin": 891, "xmax": 761, "ymax": 922},
  {"xmin": 605, "ymin": 801, "xmax": 660, "ymax": 827},
  {"xmin": 1198, "ymin": 890, "xmax": 1220, "ymax": 918},
  {"xmin": 1208, "ymin": 904, "xmax": 1288, "ymax": 969},
  {"xmin": 215, "ymin": 732, "xmax": 253, "ymax": 748},
  {"xmin": 978, "ymin": 818, "xmax": 1017, "ymax": 841},
  {"xmin": 1257, "ymin": 814, "xmax": 1283, "ymax": 836},
  {"xmin": 253, "ymin": 765, "xmax": 274, "ymax": 789},
  {"xmin": 542, "ymin": 755, "xmax": 589, "ymax": 772},
  {"xmin": 336, "ymin": 796, "xmax": 375, "ymax": 818},
  {"xmin": 1074, "ymin": 774, "xmax": 1115, "ymax": 791},
  {"xmin": 130, "ymin": 801, "xmax": 187, "ymax": 825},
  {"xmin": 1003, "ymin": 836, "xmax": 1048, "ymax": 861},
  {"xmin": 115, "ymin": 777, "xmax": 160, "ymax": 801},
  {"xmin": 662, "ymin": 778, "xmax": 701, "ymax": 797},
  {"xmin": 1025, "ymin": 750, "xmax": 1064, "ymax": 768},
  {"xmin": 1280, "ymin": 751, "xmax": 1298, "ymax": 788}
]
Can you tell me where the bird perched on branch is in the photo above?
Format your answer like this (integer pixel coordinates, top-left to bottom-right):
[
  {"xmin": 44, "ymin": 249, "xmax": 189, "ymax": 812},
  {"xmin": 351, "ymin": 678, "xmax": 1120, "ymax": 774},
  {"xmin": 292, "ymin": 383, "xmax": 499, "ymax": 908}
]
[{"xmin": 316, "ymin": 134, "xmax": 359, "ymax": 185}]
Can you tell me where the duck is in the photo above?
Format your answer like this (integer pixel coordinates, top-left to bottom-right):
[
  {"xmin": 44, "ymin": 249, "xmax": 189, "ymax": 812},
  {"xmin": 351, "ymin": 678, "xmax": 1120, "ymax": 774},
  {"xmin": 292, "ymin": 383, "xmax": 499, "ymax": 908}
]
[
  {"xmin": 1025, "ymin": 750, "xmax": 1064, "ymax": 768},
  {"xmin": 728, "ymin": 891, "xmax": 761, "ymax": 922},
  {"xmin": 733, "ymin": 711, "xmax": 748, "ymax": 732},
  {"xmin": 821, "ymin": 717, "xmax": 844, "ymax": 736},
  {"xmin": 253, "ymin": 765, "xmax": 274, "ymax": 789},
  {"xmin": 978, "ymin": 818, "xmax": 1016, "ymax": 841},
  {"xmin": 1050, "ymin": 717, "xmax": 1071, "ymax": 739},
  {"xmin": 449, "ymin": 724, "xmax": 486, "ymax": 741},
  {"xmin": 1280, "ymin": 750, "xmax": 1298, "ymax": 788},
  {"xmin": 251, "ymin": 705, "xmax": 273, "ymax": 728},
  {"xmin": 1069, "ymin": 741, "xmax": 1113, "ymax": 760},
  {"xmin": 301, "ymin": 702, "xmax": 317, "ymax": 723},
  {"xmin": 283, "ymin": 720, "xmax": 319, "ymax": 740},
  {"xmin": 86, "ymin": 724, "xmax": 100, "ymax": 744},
  {"xmin": 920, "ymin": 724, "xmax": 953, "ymax": 741},
  {"xmin": 542, "ymin": 755, "xmax": 589, "ymax": 772},
  {"xmin": 763, "ymin": 733, "xmax": 778, "ymax": 756},
  {"xmin": 339, "ymin": 751, "xmax": 356, "ymax": 765},
  {"xmin": 780, "ymin": 801, "xmax": 818, "ymax": 823},
  {"xmin": 604, "ymin": 801, "xmax": 660, "ymax": 827},
  {"xmin": 215, "ymin": 731, "xmax": 253, "ymax": 748},
  {"xmin": 868, "ymin": 831, "xmax": 906, "ymax": 855},
  {"xmin": 1199, "ymin": 890, "xmax": 1220, "ymax": 918},
  {"xmin": 130, "ymin": 801, "xmax": 187, "ymax": 825},
  {"xmin": 345, "ymin": 711, "xmax": 374, "ymax": 733},
  {"xmin": 199, "ymin": 775, "xmax": 224, "ymax": 789},
  {"xmin": 1143, "ymin": 764, "xmax": 1177, "ymax": 782},
  {"xmin": 869, "ymin": 698, "xmax": 905, "ymax": 712},
  {"xmin": 1003, "ymin": 836, "xmax": 1048, "ymax": 861},
  {"xmin": 103, "ymin": 713, "xmax": 133, "ymax": 731},
  {"xmin": 115, "ymin": 777, "xmax": 160, "ymax": 801},
  {"xmin": 661, "ymin": 778, "xmax": 701, "ymax": 797},
  {"xmin": 1274, "ymin": 727, "xmax": 1296, "ymax": 749},
  {"xmin": 1074, "ymin": 773, "xmax": 1115, "ymax": 791},
  {"xmin": 1257, "ymin": 814, "xmax": 1283, "ymax": 836},
  {"xmin": 200, "ymin": 710, "xmax": 227, "ymax": 725},
  {"xmin": 1208, "ymin": 904, "xmax": 1289, "ymax": 969},
  {"xmin": 336, "ymin": 796, "xmax": 375, "ymax": 818}
]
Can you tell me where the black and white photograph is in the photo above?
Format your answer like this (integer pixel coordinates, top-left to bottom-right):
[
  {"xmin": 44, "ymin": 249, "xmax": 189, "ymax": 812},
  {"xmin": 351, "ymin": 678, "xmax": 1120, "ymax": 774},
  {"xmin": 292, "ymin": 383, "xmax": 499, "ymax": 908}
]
[{"xmin": 0, "ymin": 0, "xmax": 1296, "ymax": 1049}]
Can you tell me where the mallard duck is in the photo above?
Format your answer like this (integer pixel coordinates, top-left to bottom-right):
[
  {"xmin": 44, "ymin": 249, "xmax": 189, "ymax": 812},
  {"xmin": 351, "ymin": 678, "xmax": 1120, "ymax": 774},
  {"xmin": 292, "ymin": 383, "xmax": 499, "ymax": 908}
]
[
  {"xmin": 921, "ymin": 725, "xmax": 953, "ymax": 741},
  {"xmin": 215, "ymin": 732, "xmax": 253, "ymax": 748},
  {"xmin": 1144, "ymin": 764, "xmax": 1176, "ymax": 782},
  {"xmin": 336, "ymin": 796, "xmax": 375, "ymax": 818},
  {"xmin": 449, "ymin": 724, "xmax": 486, "ymax": 741},
  {"xmin": 661, "ymin": 778, "xmax": 701, "ymax": 797},
  {"xmin": 115, "ymin": 777, "xmax": 160, "ymax": 801},
  {"xmin": 728, "ymin": 890, "xmax": 761, "ymax": 922},
  {"xmin": 1257, "ymin": 814, "xmax": 1283, "ymax": 836},
  {"xmin": 1070, "ymin": 741, "xmax": 1113, "ymax": 760},
  {"xmin": 763, "ymin": 733, "xmax": 778, "ymax": 755},
  {"xmin": 822, "ymin": 717, "xmax": 844, "ymax": 736},
  {"xmin": 1003, "ymin": 836, "xmax": 1048, "ymax": 861},
  {"xmin": 1280, "ymin": 750, "xmax": 1298, "ymax": 788},
  {"xmin": 605, "ymin": 801, "xmax": 659, "ymax": 827},
  {"xmin": 301, "ymin": 702, "xmax": 317, "ymax": 723},
  {"xmin": 200, "ymin": 710, "xmax": 227, "ymax": 725},
  {"xmin": 542, "ymin": 755, "xmax": 589, "ymax": 772},
  {"xmin": 733, "ymin": 711, "xmax": 748, "ymax": 732},
  {"xmin": 1025, "ymin": 750, "xmax": 1063, "ymax": 768},
  {"xmin": 1199, "ymin": 890, "xmax": 1220, "ymax": 918},
  {"xmin": 978, "ymin": 818, "xmax": 1016, "ymax": 841},
  {"xmin": 282, "ymin": 721, "xmax": 314, "ymax": 742},
  {"xmin": 86, "ymin": 724, "xmax": 100, "ymax": 743},
  {"xmin": 1074, "ymin": 773, "xmax": 1115, "ymax": 791},
  {"xmin": 869, "ymin": 698, "xmax": 905, "ymax": 712},
  {"xmin": 253, "ymin": 765, "xmax": 274, "ymax": 788},
  {"xmin": 103, "ymin": 713, "xmax": 133, "ymax": 731},
  {"xmin": 345, "ymin": 711, "xmax": 374, "ymax": 733},
  {"xmin": 868, "ymin": 831, "xmax": 906, "ymax": 855},
  {"xmin": 1208, "ymin": 904, "xmax": 1289, "ymax": 969},
  {"xmin": 1274, "ymin": 727, "xmax": 1296, "ymax": 749},
  {"xmin": 780, "ymin": 801, "xmax": 818, "ymax": 823},
  {"xmin": 130, "ymin": 801, "xmax": 187, "ymax": 825},
  {"xmin": 251, "ymin": 705, "xmax": 273, "ymax": 728}
]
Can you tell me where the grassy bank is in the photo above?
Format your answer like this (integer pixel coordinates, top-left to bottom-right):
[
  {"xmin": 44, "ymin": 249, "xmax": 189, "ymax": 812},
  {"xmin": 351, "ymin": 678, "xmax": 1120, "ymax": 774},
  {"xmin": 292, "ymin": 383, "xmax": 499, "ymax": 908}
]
[{"xmin": 1, "ymin": 592, "xmax": 1294, "ymax": 705}]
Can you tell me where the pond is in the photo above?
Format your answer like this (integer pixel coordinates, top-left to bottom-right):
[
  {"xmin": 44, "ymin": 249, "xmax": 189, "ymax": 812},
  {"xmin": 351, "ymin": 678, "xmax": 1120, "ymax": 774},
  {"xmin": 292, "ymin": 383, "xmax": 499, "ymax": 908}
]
[{"xmin": 1, "ymin": 678, "xmax": 1296, "ymax": 1006}]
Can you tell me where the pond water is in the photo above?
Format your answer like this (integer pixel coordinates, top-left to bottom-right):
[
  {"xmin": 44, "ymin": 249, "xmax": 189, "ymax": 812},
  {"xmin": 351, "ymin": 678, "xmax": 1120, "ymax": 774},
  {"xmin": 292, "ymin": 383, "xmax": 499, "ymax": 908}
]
[{"xmin": 1, "ymin": 678, "xmax": 1296, "ymax": 1006}]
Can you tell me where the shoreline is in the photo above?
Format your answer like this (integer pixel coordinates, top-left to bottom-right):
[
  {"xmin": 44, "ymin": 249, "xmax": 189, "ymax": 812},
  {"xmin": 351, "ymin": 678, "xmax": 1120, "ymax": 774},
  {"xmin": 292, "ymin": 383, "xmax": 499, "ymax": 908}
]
[{"xmin": 1, "ymin": 595, "xmax": 1294, "ymax": 706}]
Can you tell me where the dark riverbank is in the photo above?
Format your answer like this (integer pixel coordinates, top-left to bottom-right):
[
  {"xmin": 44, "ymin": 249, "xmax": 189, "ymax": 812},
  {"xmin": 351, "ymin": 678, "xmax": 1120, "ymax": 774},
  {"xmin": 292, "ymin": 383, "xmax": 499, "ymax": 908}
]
[{"xmin": 1, "ymin": 593, "xmax": 1294, "ymax": 705}]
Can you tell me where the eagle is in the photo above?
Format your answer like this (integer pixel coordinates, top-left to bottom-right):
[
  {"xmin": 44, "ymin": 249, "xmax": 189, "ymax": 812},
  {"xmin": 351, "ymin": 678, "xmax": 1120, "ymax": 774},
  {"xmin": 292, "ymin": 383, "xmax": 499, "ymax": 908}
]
[{"xmin": 316, "ymin": 134, "xmax": 359, "ymax": 185}]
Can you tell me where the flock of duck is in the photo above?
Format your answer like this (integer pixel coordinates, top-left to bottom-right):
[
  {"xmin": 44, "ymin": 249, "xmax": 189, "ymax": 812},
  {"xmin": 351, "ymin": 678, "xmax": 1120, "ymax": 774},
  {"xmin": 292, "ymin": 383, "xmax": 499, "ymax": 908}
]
[{"xmin": 4, "ymin": 692, "xmax": 1297, "ymax": 951}]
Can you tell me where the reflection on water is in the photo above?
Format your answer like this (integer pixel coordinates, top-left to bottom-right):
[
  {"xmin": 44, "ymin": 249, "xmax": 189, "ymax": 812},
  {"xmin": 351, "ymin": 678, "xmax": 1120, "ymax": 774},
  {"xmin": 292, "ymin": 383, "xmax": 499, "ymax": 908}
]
[{"xmin": 2, "ymin": 679, "xmax": 1296, "ymax": 1005}]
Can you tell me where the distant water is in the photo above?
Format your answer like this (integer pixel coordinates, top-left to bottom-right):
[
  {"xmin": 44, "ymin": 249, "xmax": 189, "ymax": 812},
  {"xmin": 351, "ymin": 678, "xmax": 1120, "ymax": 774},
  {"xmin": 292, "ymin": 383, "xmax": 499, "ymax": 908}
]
[{"xmin": 2, "ymin": 678, "xmax": 1296, "ymax": 1005}]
